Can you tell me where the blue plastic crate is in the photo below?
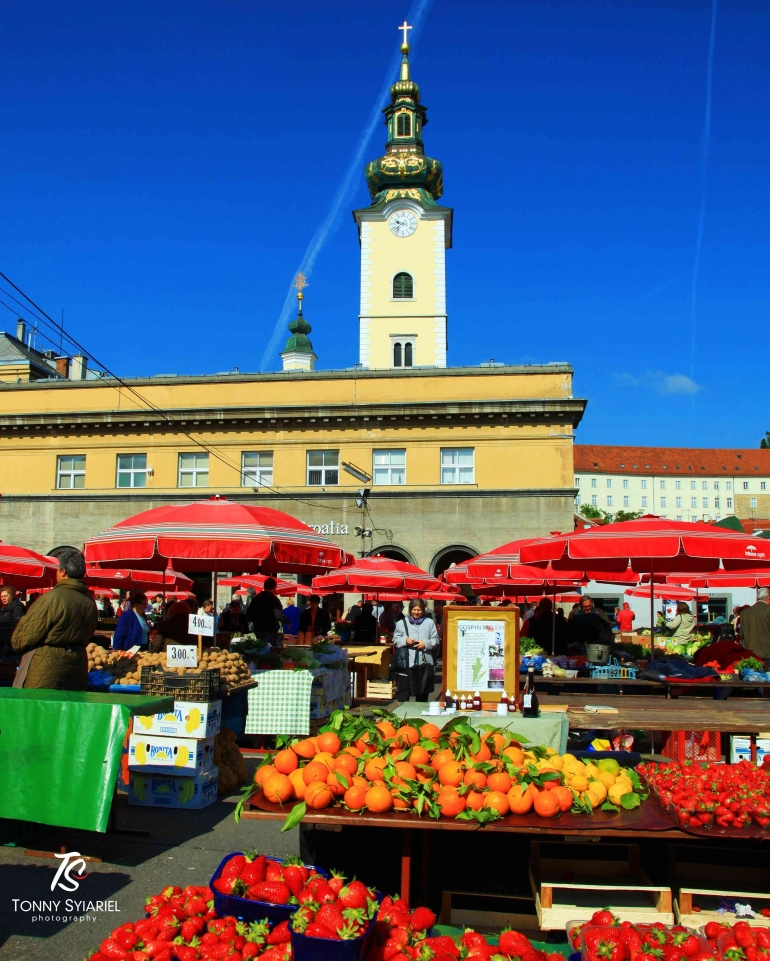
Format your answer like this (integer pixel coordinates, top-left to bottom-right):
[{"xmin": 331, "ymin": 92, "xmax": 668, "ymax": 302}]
[
  {"xmin": 290, "ymin": 892, "xmax": 382, "ymax": 961},
  {"xmin": 590, "ymin": 657, "xmax": 637, "ymax": 680}
]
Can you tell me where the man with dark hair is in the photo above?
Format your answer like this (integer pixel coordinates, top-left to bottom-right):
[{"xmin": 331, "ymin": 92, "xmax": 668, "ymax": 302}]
[
  {"xmin": 11, "ymin": 549, "xmax": 98, "ymax": 689},
  {"xmin": 245, "ymin": 577, "xmax": 288, "ymax": 647},
  {"xmin": 741, "ymin": 588, "xmax": 770, "ymax": 666}
]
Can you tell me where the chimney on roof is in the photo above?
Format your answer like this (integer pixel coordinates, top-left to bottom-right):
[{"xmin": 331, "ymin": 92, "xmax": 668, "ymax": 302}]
[
  {"xmin": 16, "ymin": 319, "xmax": 27, "ymax": 343},
  {"xmin": 55, "ymin": 356, "xmax": 70, "ymax": 378},
  {"xmin": 70, "ymin": 354, "xmax": 87, "ymax": 380}
]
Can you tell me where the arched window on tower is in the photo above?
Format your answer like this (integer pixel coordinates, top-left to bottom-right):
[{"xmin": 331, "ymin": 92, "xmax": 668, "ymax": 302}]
[
  {"xmin": 396, "ymin": 112, "xmax": 412, "ymax": 137},
  {"xmin": 393, "ymin": 342, "xmax": 402, "ymax": 367},
  {"xmin": 404, "ymin": 342, "xmax": 413, "ymax": 367},
  {"xmin": 393, "ymin": 272, "xmax": 413, "ymax": 299}
]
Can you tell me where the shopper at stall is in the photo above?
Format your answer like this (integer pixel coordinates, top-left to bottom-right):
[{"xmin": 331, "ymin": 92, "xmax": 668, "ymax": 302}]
[
  {"xmin": 615, "ymin": 602, "xmax": 635, "ymax": 632},
  {"xmin": 567, "ymin": 595, "xmax": 613, "ymax": 648},
  {"xmin": 200, "ymin": 598, "xmax": 215, "ymax": 617},
  {"xmin": 378, "ymin": 603, "xmax": 397, "ymax": 634},
  {"xmin": 391, "ymin": 598, "xmax": 439, "ymax": 702},
  {"xmin": 665, "ymin": 601, "xmax": 696, "ymax": 643},
  {"xmin": 282, "ymin": 598, "xmax": 302, "ymax": 636},
  {"xmin": 298, "ymin": 594, "xmax": 331, "ymax": 643},
  {"xmin": 218, "ymin": 600, "xmax": 249, "ymax": 634},
  {"xmin": 0, "ymin": 586, "xmax": 25, "ymax": 654},
  {"xmin": 112, "ymin": 592, "xmax": 151, "ymax": 651},
  {"xmin": 351, "ymin": 601, "xmax": 378, "ymax": 644},
  {"xmin": 523, "ymin": 597, "xmax": 569, "ymax": 654},
  {"xmin": 156, "ymin": 596, "xmax": 196, "ymax": 647},
  {"xmin": 245, "ymin": 577, "xmax": 288, "ymax": 647},
  {"xmin": 10, "ymin": 549, "xmax": 98, "ymax": 690},
  {"xmin": 739, "ymin": 588, "xmax": 770, "ymax": 664},
  {"xmin": 345, "ymin": 599, "xmax": 363, "ymax": 624}
]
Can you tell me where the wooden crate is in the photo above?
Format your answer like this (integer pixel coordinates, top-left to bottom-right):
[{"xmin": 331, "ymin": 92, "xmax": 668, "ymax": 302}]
[
  {"xmin": 530, "ymin": 852, "xmax": 673, "ymax": 930},
  {"xmin": 366, "ymin": 679, "xmax": 396, "ymax": 700},
  {"xmin": 439, "ymin": 890, "xmax": 539, "ymax": 934},
  {"xmin": 676, "ymin": 889, "xmax": 770, "ymax": 928},
  {"xmin": 669, "ymin": 843, "xmax": 770, "ymax": 926}
]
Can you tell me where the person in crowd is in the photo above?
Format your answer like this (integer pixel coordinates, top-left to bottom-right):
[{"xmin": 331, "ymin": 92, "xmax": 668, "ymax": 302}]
[
  {"xmin": 102, "ymin": 595, "xmax": 115, "ymax": 617},
  {"xmin": 612, "ymin": 606, "xmax": 621, "ymax": 630},
  {"xmin": 351, "ymin": 601, "xmax": 378, "ymax": 644},
  {"xmin": 655, "ymin": 610, "xmax": 666, "ymax": 631},
  {"xmin": 739, "ymin": 588, "xmax": 770, "ymax": 666},
  {"xmin": 0, "ymin": 586, "xmax": 25, "ymax": 654},
  {"xmin": 200, "ymin": 598, "xmax": 215, "ymax": 617},
  {"xmin": 378, "ymin": 603, "xmax": 397, "ymax": 634},
  {"xmin": 298, "ymin": 594, "xmax": 332, "ymax": 643},
  {"xmin": 556, "ymin": 606, "xmax": 567, "ymax": 630},
  {"xmin": 665, "ymin": 601, "xmax": 696, "ymax": 644},
  {"xmin": 245, "ymin": 577, "xmax": 288, "ymax": 647},
  {"xmin": 158, "ymin": 596, "xmax": 196, "ymax": 645},
  {"xmin": 567, "ymin": 595, "xmax": 613, "ymax": 648},
  {"xmin": 112, "ymin": 592, "xmax": 151, "ymax": 650},
  {"xmin": 568, "ymin": 602, "xmax": 580, "ymax": 621},
  {"xmin": 11, "ymin": 549, "xmax": 98, "ymax": 690},
  {"xmin": 730, "ymin": 605, "xmax": 742, "ymax": 629},
  {"xmin": 282, "ymin": 598, "xmax": 302, "ymax": 636},
  {"xmin": 522, "ymin": 597, "xmax": 568, "ymax": 655},
  {"xmin": 615, "ymin": 602, "xmax": 635, "ymax": 633},
  {"xmin": 346, "ymin": 599, "xmax": 363, "ymax": 624},
  {"xmin": 392, "ymin": 598, "xmax": 440, "ymax": 702},
  {"xmin": 218, "ymin": 600, "xmax": 249, "ymax": 634}
]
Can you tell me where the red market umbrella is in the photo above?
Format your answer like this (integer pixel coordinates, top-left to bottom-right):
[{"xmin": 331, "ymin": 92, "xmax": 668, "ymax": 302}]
[
  {"xmin": 624, "ymin": 585, "xmax": 698, "ymax": 600},
  {"xmin": 682, "ymin": 570, "xmax": 770, "ymax": 589},
  {"xmin": 312, "ymin": 556, "xmax": 446, "ymax": 595},
  {"xmin": 85, "ymin": 566, "xmax": 194, "ymax": 593},
  {"xmin": 83, "ymin": 497, "xmax": 352, "ymax": 575},
  {"xmin": 218, "ymin": 575, "xmax": 313, "ymax": 597},
  {"xmin": 0, "ymin": 543, "xmax": 59, "ymax": 590}
]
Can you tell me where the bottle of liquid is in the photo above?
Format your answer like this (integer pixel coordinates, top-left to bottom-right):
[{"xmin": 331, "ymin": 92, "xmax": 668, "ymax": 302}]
[
  {"xmin": 472, "ymin": 691, "xmax": 481, "ymax": 711},
  {"xmin": 445, "ymin": 690, "xmax": 454, "ymax": 712},
  {"xmin": 500, "ymin": 690, "xmax": 509, "ymax": 708},
  {"xmin": 498, "ymin": 690, "xmax": 509, "ymax": 715},
  {"xmin": 521, "ymin": 668, "xmax": 539, "ymax": 718},
  {"xmin": 459, "ymin": 692, "xmax": 467, "ymax": 711}
]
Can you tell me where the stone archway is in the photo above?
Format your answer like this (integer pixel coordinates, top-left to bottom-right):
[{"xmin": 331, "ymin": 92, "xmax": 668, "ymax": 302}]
[
  {"xmin": 368, "ymin": 545, "xmax": 416, "ymax": 565},
  {"xmin": 47, "ymin": 545, "xmax": 80, "ymax": 558},
  {"xmin": 429, "ymin": 544, "xmax": 479, "ymax": 578}
]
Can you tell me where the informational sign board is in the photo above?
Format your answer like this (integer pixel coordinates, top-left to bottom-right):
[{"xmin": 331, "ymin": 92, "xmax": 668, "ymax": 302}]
[
  {"xmin": 167, "ymin": 644, "xmax": 199, "ymax": 668},
  {"xmin": 441, "ymin": 605, "xmax": 519, "ymax": 700},
  {"xmin": 188, "ymin": 613, "xmax": 215, "ymax": 637}
]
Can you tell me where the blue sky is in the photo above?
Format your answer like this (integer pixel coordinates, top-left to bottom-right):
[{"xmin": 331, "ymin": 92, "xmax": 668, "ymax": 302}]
[{"xmin": 1, "ymin": 0, "xmax": 768, "ymax": 448}]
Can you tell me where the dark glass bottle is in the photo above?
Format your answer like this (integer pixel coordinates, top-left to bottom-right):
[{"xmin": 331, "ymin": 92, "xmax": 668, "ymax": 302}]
[{"xmin": 522, "ymin": 668, "xmax": 539, "ymax": 718}]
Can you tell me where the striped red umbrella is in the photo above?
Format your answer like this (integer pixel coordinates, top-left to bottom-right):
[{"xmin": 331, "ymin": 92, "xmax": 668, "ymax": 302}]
[
  {"xmin": 679, "ymin": 570, "xmax": 770, "ymax": 589},
  {"xmin": 0, "ymin": 543, "xmax": 58, "ymax": 589},
  {"xmin": 83, "ymin": 497, "xmax": 352, "ymax": 574},
  {"xmin": 312, "ymin": 556, "xmax": 448, "ymax": 595},
  {"xmin": 624, "ymin": 584, "xmax": 698, "ymax": 600},
  {"xmin": 85, "ymin": 567, "xmax": 194, "ymax": 593},
  {"xmin": 218, "ymin": 575, "xmax": 313, "ymax": 597}
]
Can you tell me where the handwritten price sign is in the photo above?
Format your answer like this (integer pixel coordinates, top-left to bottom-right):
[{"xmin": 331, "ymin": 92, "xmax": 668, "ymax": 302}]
[
  {"xmin": 188, "ymin": 613, "xmax": 215, "ymax": 637},
  {"xmin": 167, "ymin": 644, "xmax": 198, "ymax": 668}
]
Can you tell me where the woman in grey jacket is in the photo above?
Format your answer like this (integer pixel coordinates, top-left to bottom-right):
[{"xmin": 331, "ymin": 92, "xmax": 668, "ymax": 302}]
[{"xmin": 392, "ymin": 599, "xmax": 440, "ymax": 702}]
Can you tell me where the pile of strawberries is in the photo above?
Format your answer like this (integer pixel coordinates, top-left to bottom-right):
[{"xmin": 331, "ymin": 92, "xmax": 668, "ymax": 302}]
[
  {"xmin": 368, "ymin": 897, "xmax": 566, "ymax": 961},
  {"xmin": 84, "ymin": 883, "xmax": 292, "ymax": 961},
  {"xmin": 715, "ymin": 921, "xmax": 770, "ymax": 960},
  {"xmin": 568, "ymin": 911, "xmax": 716, "ymax": 961},
  {"xmin": 212, "ymin": 851, "xmax": 323, "ymax": 906}
]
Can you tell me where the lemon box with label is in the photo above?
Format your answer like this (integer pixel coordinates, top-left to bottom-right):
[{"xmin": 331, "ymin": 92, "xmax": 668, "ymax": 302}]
[
  {"xmin": 132, "ymin": 700, "xmax": 222, "ymax": 739},
  {"xmin": 128, "ymin": 733, "xmax": 214, "ymax": 775},
  {"xmin": 128, "ymin": 769, "xmax": 219, "ymax": 809}
]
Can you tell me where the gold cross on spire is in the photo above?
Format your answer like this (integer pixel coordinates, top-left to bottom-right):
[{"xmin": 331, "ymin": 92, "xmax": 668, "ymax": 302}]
[
  {"xmin": 398, "ymin": 20, "xmax": 412, "ymax": 46},
  {"xmin": 292, "ymin": 272, "xmax": 309, "ymax": 293}
]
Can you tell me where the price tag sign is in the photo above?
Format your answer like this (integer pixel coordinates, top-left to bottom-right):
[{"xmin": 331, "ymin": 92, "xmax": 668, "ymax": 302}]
[
  {"xmin": 188, "ymin": 613, "xmax": 215, "ymax": 637},
  {"xmin": 167, "ymin": 644, "xmax": 199, "ymax": 668}
]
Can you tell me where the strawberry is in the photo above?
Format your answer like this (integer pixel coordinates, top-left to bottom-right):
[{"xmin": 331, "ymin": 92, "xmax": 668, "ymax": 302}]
[
  {"xmin": 297, "ymin": 888, "xmax": 318, "ymax": 906},
  {"xmin": 221, "ymin": 855, "xmax": 246, "ymax": 882},
  {"xmin": 242, "ymin": 945, "xmax": 260, "ymax": 960},
  {"xmin": 261, "ymin": 947, "xmax": 293, "ymax": 961},
  {"xmin": 316, "ymin": 902, "xmax": 346, "ymax": 935},
  {"xmin": 383, "ymin": 929, "xmax": 410, "ymax": 959},
  {"xmin": 498, "ymin": 930, "xmax": 535, "ymax": 957},
  {"xmin": 419, "ymin": 935, "xmax": 461, "ymax": 958},
  {"xmin": 240, "ymin": 856, "xmax": 267, "ymax": 887},
  {"xmin": 180, "ymin": 917, "xmax": 205, "ymax": 941},
  {"xmin": 99, "ymin": 940, "xmax": 131, "ymax": 960},
  {"xmin": 411, "ymin": 906, "xmax": 437, "ymax": 932},
  {"xmin": 246, "ymin": 881, "xmax": 291, "ymax": 905},
  {"xmin": 305, "ymin": 921, "xmax": 341, "ymax": 939},
  {"xmin": 592, "ymin": 911, "xmax": 619, "ymax": 926},
  {"xmin": 265, "ymin": 861, "xmax": 284, "ymax": 882},
  {"xmin": 757, "ymin": 931, "xmax": 770, "ymax": 950},
  {"xmin": 281, "ymin": 864, "xmax": 304, "ymax": 897},
  {"xmin": 185, "ymin": 896, "xmax": 210, "ymax": 917},
  {"xmin": 462, "ymin": 929, "xmax": 492, "ymax": 950},
  {"xmin": 327, "ymin": 870, "xmax": 346, "ymax": 894},
  {"xmin": 173, "ymin": 947, "xmax": 200, "ymax": 961},
  {"xmin": 266, "ymin": 921, "xmax": 291, "ymax": 944},
  {"xmin": 135, "ymin": 920, "xmax": 161, "ymax": 941},
  {"xmin": 735, "ymin": 925, "xmax": 756, "ymax": 949}
]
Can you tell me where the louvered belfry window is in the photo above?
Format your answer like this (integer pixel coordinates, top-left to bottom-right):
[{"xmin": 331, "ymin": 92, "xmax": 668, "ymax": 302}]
[
  {"xmin": 393, "ymin": 272, "xmax": 413, "ymax": 299},
  {"xmin": 396, "ymin": 112, "xmax": 412, "ymax": 136}
]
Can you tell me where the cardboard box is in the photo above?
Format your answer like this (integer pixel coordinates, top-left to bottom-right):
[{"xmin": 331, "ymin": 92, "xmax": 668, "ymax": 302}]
[
  {"xmin": 128, "ymin": 733, "xmax": 214, "ymax": 775},
  {"xmin": 132, "ymin": 700, "xmax": 222, "ymax": 739},
  {"xmin": 128, "ymin": 769, "xmax": 218, "ymax": 809},
  {"xmin": 731, "ymin": 736, "xmax": 770, "ymax": 765}
]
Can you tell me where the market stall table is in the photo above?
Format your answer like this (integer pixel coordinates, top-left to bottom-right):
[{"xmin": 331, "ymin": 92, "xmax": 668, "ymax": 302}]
[{"xmin": 0, "ymin": 689, "xmax": 173, "ymax": 833}]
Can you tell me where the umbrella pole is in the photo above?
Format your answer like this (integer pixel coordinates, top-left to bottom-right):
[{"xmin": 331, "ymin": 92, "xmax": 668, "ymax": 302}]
[
  {"xmin": 649, "ymin": 565, "xmax": 655, "ymax": 663},
  {"xmin": 551, "ymin": 583, "xmax": 556, "ymax": 656}
]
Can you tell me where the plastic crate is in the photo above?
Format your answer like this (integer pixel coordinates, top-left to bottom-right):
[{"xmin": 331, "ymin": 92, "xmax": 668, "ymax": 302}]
[
  {"xmin": 140, "ymin": 665, "xmax": 221, "ymax": 701},
  {"xmin": 662, "ymin": 730, "xmax": 721, "ymax": 762},
  {"xmin": 290, "ymin": 892, "xmax": 382, "ymax": 961},
  {"xmin": 591, "ymin": 657, "xmax": 638, "ymax": 680}
]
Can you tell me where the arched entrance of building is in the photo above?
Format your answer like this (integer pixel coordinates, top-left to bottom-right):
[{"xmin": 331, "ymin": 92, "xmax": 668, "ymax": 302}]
[
  {"xmin": 47, "ymin": 545, "xmax": 80, "ymax": 558},
  {"xmin": 368, "ymin": 545, "xmax": 415, "ymax": 565},
  {"xmin": 429, "ymin": 544, "xmax": 479, "ymax": 578}
]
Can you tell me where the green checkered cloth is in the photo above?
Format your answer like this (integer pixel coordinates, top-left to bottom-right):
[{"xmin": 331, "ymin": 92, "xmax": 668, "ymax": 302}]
[{"xmin": 246, "ymin": 670, "xmax": 314, "ymax": 736}]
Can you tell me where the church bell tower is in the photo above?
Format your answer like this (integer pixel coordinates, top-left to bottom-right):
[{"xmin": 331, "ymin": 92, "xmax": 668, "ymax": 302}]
[{"xmin": 353, "ymin": 22, "xmax": 452, "ymax": 370}]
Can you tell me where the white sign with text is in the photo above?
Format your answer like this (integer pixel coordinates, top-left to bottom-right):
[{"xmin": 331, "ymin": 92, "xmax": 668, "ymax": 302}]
[
  {"xmin": 188, "ymin": 613, "xmax": 215, "ymax": 637},
  {"xmin": 167, "ymin": 644, "xmax": 199, "ymax": 668}
]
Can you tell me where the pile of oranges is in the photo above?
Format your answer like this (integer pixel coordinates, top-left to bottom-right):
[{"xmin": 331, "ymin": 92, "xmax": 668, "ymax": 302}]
[{"xmin": 251, "ymin": 713, "xmax": 645, "ymax": 825}]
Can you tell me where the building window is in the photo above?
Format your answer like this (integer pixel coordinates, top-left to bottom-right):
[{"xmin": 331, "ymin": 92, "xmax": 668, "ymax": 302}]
[
  {"xmin": 392, "ymin": 272, "xmax": 414, "ymax": 299},
  {"xmin": 591, "ymin": 495, "xmax": 598, "ymax": 506},
  {"xmin": 441, "ymin": 448, "xmax": 475, "ymax": 485},
  {"xmin": 744, "ymin": 481, "xmax": 750, "ymax": 491},
  {"xmin": 607, "ymin": 495, "xmax": 613, "ymax": 507},
  {"xmin": 623, "ymin": 479, "xmax": 629, "ymax": 489},
  {"xmin": 178, "ymin": 453, "xmax": 209, "ymax": 487},
  {"xmin": 57, "ymin": 455, "xmax": 86, "ymax": 489},
  {"xmin": 702, "ymin": 498, "xmax": 709, "ymax": 508},
  {"xmin": 307, "ymin": 450, "xmax": 339, "ymax": 486},
  {"xmin": 691, "ymin": 497, "xmax": 697, "ymax": 508},
  {"xmin": 675, "ymin": 481, "xmax": 681, "ymax": 490},
  {"xmin": 714, "ymin": 497, "xmax": 720, "ymax": 509},
  {"xmin": 606, "ymin": 478, "xmax": 612, "ymax": 488},
  {"xmin": 396, "ymin": 112, "xmax": 412, "ymax": 137},
  {"xmin": 623, "ymin": 496, "xmax": 629, "ymax": 507},
  {"xmin": 660, "ymin": 480, "xmax": 666, "ymax": 490},
  {"xmin": 116, "ymin": 453, "xmax": 147, "ymax": 489},
  {"xmin": 641, "ymin": 479, "xmax": 647, "ymax": 489},
  {"xmin": 727, "ymin": 481, "xmax": 732, "ymax": 490},
  {"xmin": 641, "ymin": 496, "xmax": 647, "ymax": 508},
  {"xmin": 241, "ymin": 452, "xmax": 274, "ymax": 487},
  {"xmin": 660, "ymin": 497, "xmax": 667, "ymax": 508},
  {"xmin": 373, "ymin": 449, "xmax": 406, "ymax": 485},
  {"xmin": 675, "ymin": 497, "xmax": 682, "ymax": 508},
  {"xmin": 591, "ymin": 478, "xmax": 597, "ymax": 488},
  {"xmin": 751, "ymin": 497, "xmax": 758, "ymax": 509},
  {"xmin": 575, "ymin": 495, "xmax": 581, "ymax": 506},
  {"xmin": 702, "ymin": 481, "xmax": 708, "ymax": 490},
  {"xmin": 727, "ymin": 497, "xmax": 733, "ymax": 508},
  {"xmin": 691, "ymin": 481, "xmax": 696, "ymax": 490},
  {"xmin": 714, "ymin": 481, "xmax": 719, "ymax": 490},
  {"xmin": 575, "ymin": 477, "xmax": 581, "ymax": 486},
  {"xmin": 762, "ymin": 482, "xmax": 767, "ymax": 491},
  {"xmin": 392, "ymin": 338, "xmax": 415, "ymax": 368},
  {"xmin": 676, "ymin": 515, "xmax": 682, "ymax": 521}
]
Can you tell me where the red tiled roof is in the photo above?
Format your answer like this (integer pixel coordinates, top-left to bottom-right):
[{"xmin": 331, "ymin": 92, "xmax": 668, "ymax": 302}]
[
  {"xmin": 739, "ymin": 518, "xmax": 770, "ymax": 534},
  {"xmin": 574, "ymin": 445, "xmax": 770, "ymax": 475}
]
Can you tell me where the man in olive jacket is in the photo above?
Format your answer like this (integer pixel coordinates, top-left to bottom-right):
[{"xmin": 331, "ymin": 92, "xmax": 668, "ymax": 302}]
[
  {"xmin": 12, "ymin": 549, "xmax": 98, "ymax": 689},
  {"xmin": 741, "ymin": 588, "xmax": 770, "ymax": 665}
]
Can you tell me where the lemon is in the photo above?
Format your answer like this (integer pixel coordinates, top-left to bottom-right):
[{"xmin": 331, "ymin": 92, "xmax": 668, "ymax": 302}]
[
  {"xmin": 598, "ymin": 758, "xmax": 621, "ymax": 775},
  {"xmin": 608, "ymin": 782, "xmax": 633, "ymax": 805},
  {"xmin": 546, "ymin": 755, "xmax": 564, "ymax": 771},
  {"xmin": 544, "ymin": 747, "xmax": 558, "ymax": 757},
  {"xmin": 587, "ymin": 779, "xmax": 607, "ymax": 801},
  {"xmin": 581, "ymin": 789, "xmax": 601, "ymax": 809},
  {"xmin": 567, "ymin": 775, "xmax": 589, "ymax": 792},
  {"xmin": 596, "ymin": 771, "xmax": 617, "ymax": 788},
  {"xmin": 583, "ymin": 762, "xmax": 600, "ymax": 779}
]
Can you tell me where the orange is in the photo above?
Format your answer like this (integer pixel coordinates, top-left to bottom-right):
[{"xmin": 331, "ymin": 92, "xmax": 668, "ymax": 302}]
[
  {"xmin": 464, "ymin": 768, "xmax": 488, "ymax": 790},
  {"xmin": 552, "ymin": 785, "xmax": 574, "ymax": 813},
  {"xmin": 292, "ymin": 739, "xmax": 317, "ymax": 759},
  {"xmin": 273, "ymin": 749, "xmax": 299, "ymax": 775},
  {"xmin": 341, "ymin": 745, "xmax": 362, "ymax": 758},
  {"xmin": 409, "ymin": 745, "xmax": 431, "ymax": 767},
  {"xmin": 431, "ymin": 748, "xmax": 456, "ymax": 772},
  {"xmin": 507, "ymin": 783, "xmax": 534, "ymax": 815},
  {"xmin": 326, "ymin": 770, "xmax": 347, "ymax": 797},
  {"xmin": 333, "ymin": 753, "xmax": 358, "ymax": 777},
  {"xmin": 365, "ymin": 784, "xmax": 394, "ymax": 813},
  {"xmin": 502, "ymin": 746, "xmax": 524, "ymax": 765},
  {"xmin": 483, "ymin": 791, "xmax": 510, "ymax": 816},
  {"xmin": 543, "ymin": 777, "xmax": 561, "ymax": 791},
  {"xmin": 533, "ymin": 790, "xmax": 560, "ymax": 818},
  {"xmin": 288, "ymin": 769, "xmax": 306, "ymax": 800},
  {"xmin": 313, "ymin": 751, "xmax": 336, "ymax": 773},
  {"xmin": 375, "ymin": 720, "xmax": 396, "ymax": 739},
  {"xmin": 305, "ymin": 781, "xmax": 334, "ymax": 810},
  {"xmin": 487, "ymin": 772, "xmax": 513, "ymax": 794},
  {"xmin": 437, "ymin": 791, "xmax": 466, "ymax": 817},
  {"xmin": 355, "ymin": 733, "xmax": 377, "ymax": 755},
  {"xmin": 394, "ymin": 761, "xmax": 418, "ymax": 782},
  {"xmin": 392, "ymin": 792, "xmax": 410, "ymax": 810},
  {"xmin": 317, "ymin": 731, "xmax": 341, "ymax": 755},
  {"xmin": 438, "ymin": 760, "xmax": 465, "ymax": 788},
  {"xmin": 395, "ymin": 725, "xmax": 420, "ymax": 747},
  {"xmin": 364, "ymin": 756, "xmax": 388, "ymax": 782},
  {"xmin": 466, "ymin": 789, "xmax": 486, "ymax": 811},
  {"xmin": 419, "ymin": 722, "xmax": 441, "ymax": 740},
  {"xmin": 350, "ymin": 775, "xmax": 369, "ymax": 792},
  {"xmin": 254, "ymin": 764, "xmax": 276, "ymax": 787},
  {"xmin": 489, "ymin": 732, "xmax": 508, "ymax": 756},
  {"xmin": 302, "ymin": 761, "xmax": 331, "ymax": 785},
  {"xmin": 262, "ymin": 773, "xmax": 293, "ymax": 804},
  {"xmin": 472, "ymin": 742, "xmax": 492, "ymax": 763},
  {"xmin": 344, "ymin": 784, "xmax": 367, "ymax": 810}
]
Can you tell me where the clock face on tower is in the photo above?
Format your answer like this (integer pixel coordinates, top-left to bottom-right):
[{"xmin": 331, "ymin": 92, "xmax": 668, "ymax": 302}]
[{"xmin": 388, "ymin": 210, "xmax": 418, "ymax": 238}]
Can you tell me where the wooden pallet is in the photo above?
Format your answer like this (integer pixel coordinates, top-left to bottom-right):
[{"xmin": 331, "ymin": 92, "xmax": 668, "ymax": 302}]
[
  {"xmin": 669, "ymin": 843, "xmax": 770, "ymax": 926},
  {"xmin": 676, "ymin": 889, "xmax": 770, "ymax": 928},
  {"xmin": 530, "ymin": 852, "xmax": 673, "ymax": 930},
  {"xmin": 366, "ymin": 680, "xmax": 396, "ymax": 700},
  {"xmin": 439, "ymin": 890, "xmax": 539, "ymax": 934}
]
